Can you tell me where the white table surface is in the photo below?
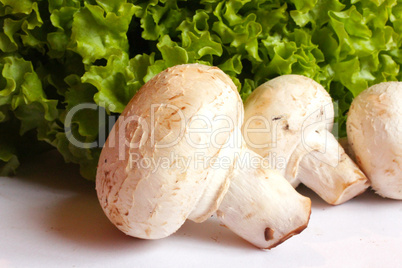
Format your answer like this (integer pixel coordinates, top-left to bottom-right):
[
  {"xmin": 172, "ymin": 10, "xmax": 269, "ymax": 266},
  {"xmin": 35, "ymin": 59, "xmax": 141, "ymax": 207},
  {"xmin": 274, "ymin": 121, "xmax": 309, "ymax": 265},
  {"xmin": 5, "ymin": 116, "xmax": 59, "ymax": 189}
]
[{"xmin": 0, "ymin": 151, "xmax": 401, "ymax": 268}]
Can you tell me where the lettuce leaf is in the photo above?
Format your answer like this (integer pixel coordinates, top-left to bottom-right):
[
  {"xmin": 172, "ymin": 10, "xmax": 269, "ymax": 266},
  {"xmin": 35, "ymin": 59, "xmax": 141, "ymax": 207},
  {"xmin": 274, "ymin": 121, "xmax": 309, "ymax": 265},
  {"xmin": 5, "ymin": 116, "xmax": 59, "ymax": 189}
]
[{"xmin": 69, "ymin": 1, "xmax": 138, "ymax": 64}]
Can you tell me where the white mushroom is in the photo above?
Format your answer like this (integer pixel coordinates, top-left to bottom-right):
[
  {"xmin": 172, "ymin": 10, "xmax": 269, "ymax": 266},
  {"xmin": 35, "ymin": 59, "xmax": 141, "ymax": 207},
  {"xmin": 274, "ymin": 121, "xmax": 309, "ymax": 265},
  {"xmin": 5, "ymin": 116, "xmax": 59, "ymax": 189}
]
[
  {"xmin": 96, "ymin": 64, "xmax": 311, "ymax": 249},
  {"xmin": 347, "ymin": 82, "xmax": 402, "ymax": 200},
  {"xmin": 243, "ymin": 75, "xmax": 369, "ymax": 205}
]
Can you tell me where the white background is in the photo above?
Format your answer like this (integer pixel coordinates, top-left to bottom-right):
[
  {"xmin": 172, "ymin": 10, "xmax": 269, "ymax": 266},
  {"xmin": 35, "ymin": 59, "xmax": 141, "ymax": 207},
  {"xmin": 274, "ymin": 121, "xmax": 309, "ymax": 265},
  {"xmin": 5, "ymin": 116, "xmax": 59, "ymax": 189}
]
[{"xmin": 0, "ymin": 151, "xmax": 401, "ymax": 268}]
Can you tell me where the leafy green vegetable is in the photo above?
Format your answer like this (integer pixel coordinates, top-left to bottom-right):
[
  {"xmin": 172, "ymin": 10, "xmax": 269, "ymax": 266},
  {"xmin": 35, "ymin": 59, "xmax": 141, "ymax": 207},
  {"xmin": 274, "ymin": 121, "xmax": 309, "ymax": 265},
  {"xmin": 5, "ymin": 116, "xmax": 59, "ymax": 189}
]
[{"xmin": 1, "ymin": 0, "xmax": 401, "ymax": 179}]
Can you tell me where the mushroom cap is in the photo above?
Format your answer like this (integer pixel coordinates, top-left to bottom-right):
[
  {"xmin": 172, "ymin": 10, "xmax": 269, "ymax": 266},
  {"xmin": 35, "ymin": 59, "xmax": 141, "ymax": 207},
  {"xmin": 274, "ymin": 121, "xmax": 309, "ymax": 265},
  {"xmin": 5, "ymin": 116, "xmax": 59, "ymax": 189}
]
[
  {"xmin": 96, "ymin": 64, "xmax": 243, "ymax": 239},
  {"xmin": 347, "ymin": 82, "xmax": 402, "ymax": 199},
  {"xmin": 243, "ymin": 75, "xmax": 333, "ymax": 186}
]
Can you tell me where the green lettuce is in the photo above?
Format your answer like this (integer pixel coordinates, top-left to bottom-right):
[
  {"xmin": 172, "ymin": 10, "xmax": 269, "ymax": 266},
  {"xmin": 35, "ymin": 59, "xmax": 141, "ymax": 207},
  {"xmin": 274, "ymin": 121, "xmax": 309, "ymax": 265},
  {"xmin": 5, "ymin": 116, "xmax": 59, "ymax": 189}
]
[{"xmin": 1, "ymin": 0, "xmax": 401, "ymax": 179}]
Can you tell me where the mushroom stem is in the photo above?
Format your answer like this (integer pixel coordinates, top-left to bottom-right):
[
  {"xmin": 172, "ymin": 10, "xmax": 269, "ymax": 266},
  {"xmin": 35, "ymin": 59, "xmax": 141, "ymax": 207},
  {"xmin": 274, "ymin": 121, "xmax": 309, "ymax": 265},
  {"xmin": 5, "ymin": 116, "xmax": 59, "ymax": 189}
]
[
  {"xmin": 187, "ymin": 131, "xmax": 312, "ymax": 249},
  {"xmin": 297, "ymin": 130, "xmax": 370, "ymax": 205},
  {"xmin": 216, "ymin": 145, "xmax": 311, "ymax": 249}
]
